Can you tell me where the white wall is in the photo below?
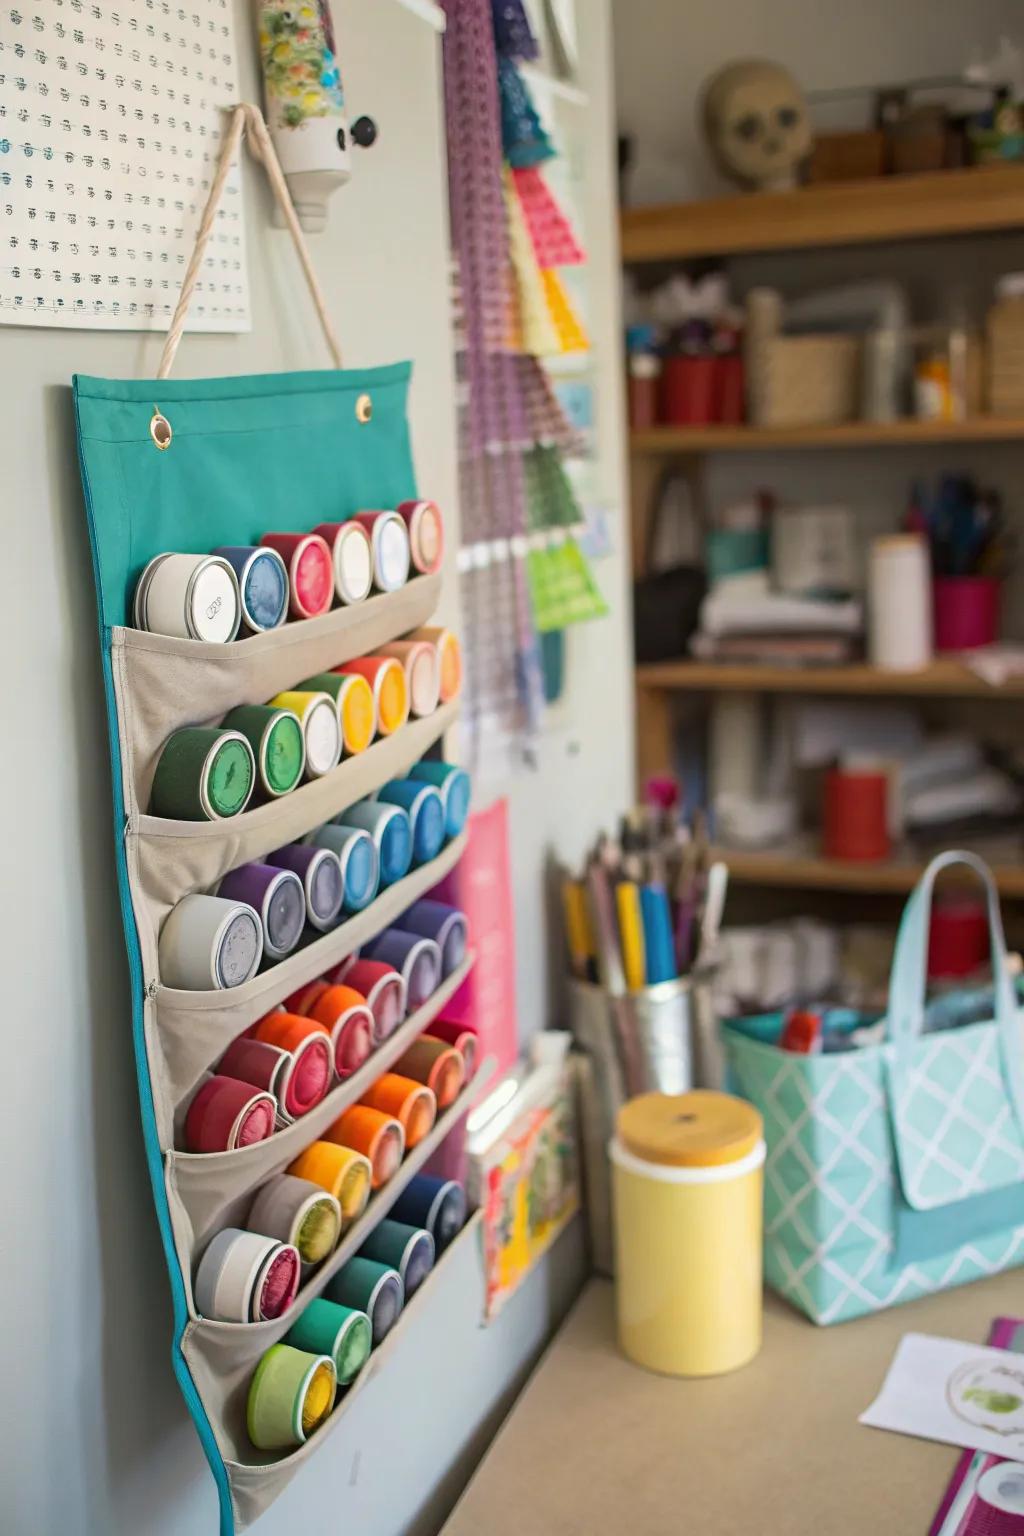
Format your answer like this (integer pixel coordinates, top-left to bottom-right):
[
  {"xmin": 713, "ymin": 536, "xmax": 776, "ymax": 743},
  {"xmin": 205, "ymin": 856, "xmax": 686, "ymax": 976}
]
[
  {"xmin": 614, "ymin": 0, "xmax": 1024, "ymax": 206},
  {"xmin": 1, "ymin": 2, "xmax": 628, "ymax": 1532}
]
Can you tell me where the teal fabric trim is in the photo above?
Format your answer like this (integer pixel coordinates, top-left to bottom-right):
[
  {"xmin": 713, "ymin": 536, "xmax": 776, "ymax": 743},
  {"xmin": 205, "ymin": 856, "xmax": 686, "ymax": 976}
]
[
  {"xmin": 894, "ymin": 1180, "xmax": 1024, "ymax": 1267},
  {"xmin": 74, "ymin": 364, "xmax": 416, "ymax": 627}
]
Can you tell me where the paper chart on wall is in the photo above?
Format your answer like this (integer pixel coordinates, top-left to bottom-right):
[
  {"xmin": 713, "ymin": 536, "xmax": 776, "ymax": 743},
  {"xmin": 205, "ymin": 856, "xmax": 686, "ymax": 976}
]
[{"xmin": 0, "ymin": 0, "xmax": 250, "ymax": 331}]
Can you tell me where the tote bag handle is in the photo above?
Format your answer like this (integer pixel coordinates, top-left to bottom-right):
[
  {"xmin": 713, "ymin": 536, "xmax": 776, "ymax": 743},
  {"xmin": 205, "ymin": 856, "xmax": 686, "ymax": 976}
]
[
  {"xmin": 887, "ymin": 850, "xmax": 1024, "ymax": 1133},
  {"xmin": 157, "ymin": 102, "xmax": 342, "ymax": 379}
]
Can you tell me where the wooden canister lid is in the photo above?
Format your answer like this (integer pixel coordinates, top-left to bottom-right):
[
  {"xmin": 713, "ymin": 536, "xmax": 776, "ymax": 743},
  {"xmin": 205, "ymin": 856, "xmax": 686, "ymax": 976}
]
[{"xmin": 617, "ymin": 1090, "xmax": 763, "ymax": 1168}]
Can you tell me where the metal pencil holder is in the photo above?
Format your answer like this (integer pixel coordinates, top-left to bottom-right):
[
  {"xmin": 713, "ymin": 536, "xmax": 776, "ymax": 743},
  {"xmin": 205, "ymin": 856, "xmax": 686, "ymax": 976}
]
[{"xmin": 567, "ymin": 973, "xmax": 717, "ymax": 1273}]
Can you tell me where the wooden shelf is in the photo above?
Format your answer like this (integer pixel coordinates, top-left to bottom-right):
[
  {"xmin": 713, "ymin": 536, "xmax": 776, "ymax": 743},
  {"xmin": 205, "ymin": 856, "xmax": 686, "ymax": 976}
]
[
  {"xmin": 630, "ymin": 417, "xmax": 1024, "ymax": 454},
  {"xmin": 635, "ymin": 659, "xmax": 1024, "ymax": 699},
  {"xmin": 718, "ymin": 843, "xmax": 1024, "ymax": 897},
  {"xmin": 620, "ymin": 165, "xmax": 1024, "ymax": 263}
]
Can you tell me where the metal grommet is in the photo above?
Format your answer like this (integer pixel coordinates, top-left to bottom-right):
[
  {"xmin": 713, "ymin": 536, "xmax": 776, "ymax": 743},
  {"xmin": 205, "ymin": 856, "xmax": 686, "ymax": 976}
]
[
  {"xmin": 355, "ymin": 393, "xmax": 373, "ymax": 424},
  {"xmin": 150, "ymin": 407, "xmax": 173, "ymax": 450}
]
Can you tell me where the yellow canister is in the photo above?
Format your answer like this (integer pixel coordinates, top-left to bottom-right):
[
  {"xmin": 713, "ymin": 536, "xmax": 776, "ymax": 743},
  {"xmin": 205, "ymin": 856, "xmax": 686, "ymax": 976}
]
[{"xmin": 611, "ymin": 1090, "xmax": 765, "ymax": 1377}]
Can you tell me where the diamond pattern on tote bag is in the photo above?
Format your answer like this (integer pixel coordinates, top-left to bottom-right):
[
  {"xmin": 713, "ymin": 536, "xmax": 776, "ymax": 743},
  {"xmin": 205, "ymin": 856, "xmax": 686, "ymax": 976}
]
[
  {"xmin": 892, "ymin": 1023, "xmax": 1024, "ymax": 1209},
  {"xmin": 726, "ymin": 1029, "xmax": 1024, "ymax": 1325}
]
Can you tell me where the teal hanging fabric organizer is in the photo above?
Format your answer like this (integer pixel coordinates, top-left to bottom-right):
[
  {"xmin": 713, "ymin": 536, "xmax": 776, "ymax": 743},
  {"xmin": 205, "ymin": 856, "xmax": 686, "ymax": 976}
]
[
  {"xmin": 724, "ymin": 851, "xmax": 1024, "ymax": 1326},
  {"xmin": 73, "ymin": 104, "xmax": 482, "ymax": 1532}
]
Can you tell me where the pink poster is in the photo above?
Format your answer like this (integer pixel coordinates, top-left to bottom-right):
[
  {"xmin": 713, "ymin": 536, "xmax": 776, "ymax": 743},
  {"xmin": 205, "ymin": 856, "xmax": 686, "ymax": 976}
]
[{"xmin": 429, "ymin": 796, "xmax": 519, "ymax": 1074}]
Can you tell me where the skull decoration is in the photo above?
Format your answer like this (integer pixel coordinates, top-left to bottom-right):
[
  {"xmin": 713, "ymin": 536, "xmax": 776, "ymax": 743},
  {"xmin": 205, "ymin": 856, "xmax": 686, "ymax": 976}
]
[{"xmin": 702, "ymin": 60, "xmax": 812, "ymax": 191}]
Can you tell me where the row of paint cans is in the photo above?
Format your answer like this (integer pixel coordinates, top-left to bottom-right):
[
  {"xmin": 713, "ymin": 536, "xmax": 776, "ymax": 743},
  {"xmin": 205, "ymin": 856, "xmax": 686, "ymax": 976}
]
[
  {"xmin": 148, "ymin": 630, "xmax": 461, "ymax": 822},
  {"xmin": 133, "ymin": 502, "xmax": 445, "ymax": 642}
]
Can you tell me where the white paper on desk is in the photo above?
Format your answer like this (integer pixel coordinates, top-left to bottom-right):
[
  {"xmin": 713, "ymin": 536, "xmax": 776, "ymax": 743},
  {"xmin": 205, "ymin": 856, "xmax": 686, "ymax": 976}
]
[{"xmin": 860, "ymin": 1334, "xmax": 1024, "ymax": 1459}]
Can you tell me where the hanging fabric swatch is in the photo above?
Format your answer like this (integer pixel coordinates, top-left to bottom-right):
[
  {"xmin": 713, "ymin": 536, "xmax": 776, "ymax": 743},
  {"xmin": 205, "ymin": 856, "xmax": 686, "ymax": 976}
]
[
  {"xmin": 503, "ymin": 170, "xmax": 561, "ymax": 356},
  {"xmin": 491, "ymin": 0, "xmax": 540, "ymax": 59},
  {"xmin": 540, "ymin": 269, "xmax": 589, "ymax": 354},
  {"xmin": 498, "ymin": 56, "xmax": 556, "ymax": 168},
  {"xmin": 527, "ymin": 540, "xmax": 609, "ymax": 632},
  {"xmin": 512, "ymin": 166, "xmax": 586, "ymax": 268},
  {"xmin": 524, "ymin": 445, "xmax": 584, "ymax": 530}
]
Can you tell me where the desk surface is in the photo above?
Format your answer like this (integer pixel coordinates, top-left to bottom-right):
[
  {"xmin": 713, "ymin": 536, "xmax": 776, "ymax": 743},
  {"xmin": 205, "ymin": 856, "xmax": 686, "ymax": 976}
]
[{"xmin": 442, "ymin": 1273, "xmax": 1023, "ymax": 1535}]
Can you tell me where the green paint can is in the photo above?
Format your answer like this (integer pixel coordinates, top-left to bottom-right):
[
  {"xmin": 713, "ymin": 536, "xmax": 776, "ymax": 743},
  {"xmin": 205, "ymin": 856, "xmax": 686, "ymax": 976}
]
[
  {"xmin": 150, "ymin": 727, "xmax": 255, "ymax": 820},
  {"xmin": 222, "ymin": 704, "xmax": 305, "ymax": 798},
  {"xmin": 285, "ymin": 1298, "xmax": 372, "ymax": 1386},
  {"xmin": 325, "ymin": 1257, "xmax": 404, "ymax": 1347}
]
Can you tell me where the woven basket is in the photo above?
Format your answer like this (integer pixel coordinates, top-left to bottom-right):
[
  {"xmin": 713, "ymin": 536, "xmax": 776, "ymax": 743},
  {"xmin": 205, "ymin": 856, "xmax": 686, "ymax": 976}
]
[{"xmin": 749, "ymin": 333, "xmax": 861, "ymax": 428}]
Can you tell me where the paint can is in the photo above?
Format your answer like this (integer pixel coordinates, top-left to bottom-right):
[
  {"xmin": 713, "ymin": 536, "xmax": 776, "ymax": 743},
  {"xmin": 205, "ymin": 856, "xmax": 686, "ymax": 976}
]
[
  {"xmin": 334, "ymin": 959, "xmax": 406, "ymax": 1043},
  {"xmin": 307, "ymin": 984, "xmax": 375, "ymax": 1078},
  {"xmin": 251, "ymin": 1241, "xmax": 302, "ymax": 1320},
  {"xmin": 184, "ymin": 1074, "xmax": 278, "ymax": 1152},
  {"xmin": 352, "ymin": 510, "xmax": 411, "ymax": 592},
  {"xmin": 213, "ymin": 544, "xmax": 289, "ymax": 632},
  {"xmin": 282, "ymin": 978, "xmax": 330, "ymax": 1017},
  {"xmin": 405, "ymin": 627, "xmax": 462, "ymax": 702},
  {"xmin": 287, "ymin": 1142, "xmax": 372, "ymax": 1223},
  {"xmin": 373, "ymin": 781, "xmax": 445, "ymax": 867},
  {"xmin": 361, "ymin": 929, "xmax": 441, "ymax": 1011},
  {"xmin": 218, "ymin": 1037, "xmax": 289, "ymax": 1098},
  {"xmin": 259, "ymin": 531, "xmax": 335, "ymax": 620},
  {"xmin": 333, "ymin": 657, "xmax": 409, "ymax": 737},
  {"xmin": 266, "ymin": 844, "xmax": 345, "ymax": 933},
  {"xmin": 250, "ymin": 1013, "xmax": 334, "ymax": 1119},
  {"xmin": 325, "ymin": 1257, "xmax": 404, "ymax": 1347},
  {"xmin": 396, "ymin": 498, "xmax": 444, "ymax": 575},
  {"xmin": 405, "ymin": 762, "xmax": 471, "ymax": 839},
  {"xmin": 335, "ymin": 800, "xmax": 412, "ymax": 887},
  {"xmin": 326, "ymin": 1104, "xmax": 406, "ymax": 1187},
  {"xmin": 307, "ymin": 824, "xmax": 380, "ymax": 913},
  {"xmin": 285, "ymin": 1298, "xmax": 372, "ymax": 1386},
  {"xmin": 133, "ymin": 552, "xmax": 241, "ymax": 642},
  {"xmin": 267, "ymin": 691, "xmax": 341, "ymax": 779},
  {"xmin": 311, "ymin": 520, "xmax": 375, "ymax": 606},
  {"xmin": 194, "ymin": 1229, "xmax": 297, "ymax": 1322},
  {"xmin": 425, "ymin": 1019, "xmax": 478, "ymax": 1075},
  {"xmin": 247, "ymin": 1345, "xmax": 337, "ymax": 1451},
  {"xmin": 298, "ymin": 670, "xmax": 376, "ymax": 755},
  {"xmin": 159, "ymin": 894, "xmax": 264, "ymax": 990},
  {"xmin": 221, "ymin": 704, "xmax": 306, "ymax": 798},
  {"xmin": 150, "ymin": 727, "xmax": 256, "ymax": 821},
  {"xmin": 360, "ymin": 1074, "xmax": 437, "ymax": 1150},
  {"xmin": 218, "ymin": 862, "xmax": 307, "ymax": 962},
  {"xmin": 248, "ymin": 1175, "xmax": 342, "ymax": 1266},
  {"xmin": 390, "ymin": 1174, "xmax": 466, "ymax": 1254},
  {"xmin": 393, "ymin": 1036, "xmax": 465, "ymax": 1109},
  {"xmin": 359, "ymin": 1219, "xmax": 435, "ymax": 1299},
  {"xmin": 396, "ymin": 900, "xmax": 468, "ymax": 978},
  {"xmin": 378, "ymin": 640, "xmax": 440, "ymax": 717}
]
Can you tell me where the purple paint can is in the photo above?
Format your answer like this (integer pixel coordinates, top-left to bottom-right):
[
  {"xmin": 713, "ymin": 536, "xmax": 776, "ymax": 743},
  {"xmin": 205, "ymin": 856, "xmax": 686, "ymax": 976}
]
[
  {"xmin": 266, "ymin": 844, "xmax": 345, "ymax": 933},
  {"xmin": 361, "ymin": 928, "xmax": 442, "ymax": 1011},
  {"xmin": 395, "ymin": 899, "xmax": 468, "ymax": 978},
  {"xmin": 218, "ymin": 862, "xmax": 306, "ymax": 961}
]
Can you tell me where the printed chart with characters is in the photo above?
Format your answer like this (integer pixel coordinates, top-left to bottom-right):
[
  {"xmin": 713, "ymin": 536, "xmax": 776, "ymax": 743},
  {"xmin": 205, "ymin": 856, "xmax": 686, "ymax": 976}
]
[{"xmin": 0, "ymin": 0, "xmax": 249, "ymax": 330}]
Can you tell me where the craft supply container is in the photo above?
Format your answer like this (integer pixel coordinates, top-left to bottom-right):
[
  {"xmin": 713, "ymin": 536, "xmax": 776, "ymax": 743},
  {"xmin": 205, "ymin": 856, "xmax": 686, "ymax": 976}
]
[
  {"xmin": 610, "ymin": 1090, "xmax": 765, "ymax": 1377},
  {"xmin": 933, "ymin": 575, "xmax": 1000, "ymax": 651}
]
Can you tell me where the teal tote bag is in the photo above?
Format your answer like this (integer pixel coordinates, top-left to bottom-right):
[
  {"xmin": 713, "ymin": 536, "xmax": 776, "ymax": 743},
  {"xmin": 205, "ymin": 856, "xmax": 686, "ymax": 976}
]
[
  {"xmin": 724, "ymin": 851, "xmax": 1024, "ymax": 1325},
  {"xmin": 73, "ymin": 105, "xmax": 459, "ymax": 1532}
]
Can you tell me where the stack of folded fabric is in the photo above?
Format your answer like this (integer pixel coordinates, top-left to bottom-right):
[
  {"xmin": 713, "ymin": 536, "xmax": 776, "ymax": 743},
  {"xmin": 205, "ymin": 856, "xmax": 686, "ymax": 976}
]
[{"xmin": 692, "ymin": 569, "xmax": 863, "ymax": 664}]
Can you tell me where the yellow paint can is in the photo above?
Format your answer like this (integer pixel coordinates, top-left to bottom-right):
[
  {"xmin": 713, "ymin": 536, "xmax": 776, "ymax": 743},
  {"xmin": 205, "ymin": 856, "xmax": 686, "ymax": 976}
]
[{"xmin": 611, "ymin": 1090, "xmax": 765, "ymax": 1377}]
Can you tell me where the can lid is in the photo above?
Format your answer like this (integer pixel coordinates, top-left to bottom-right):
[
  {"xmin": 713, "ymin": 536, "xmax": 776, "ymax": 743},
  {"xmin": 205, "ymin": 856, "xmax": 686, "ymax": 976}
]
[{"xmin": 616, "ymin": 1090, "xmax": 762, "ymax": 1168}]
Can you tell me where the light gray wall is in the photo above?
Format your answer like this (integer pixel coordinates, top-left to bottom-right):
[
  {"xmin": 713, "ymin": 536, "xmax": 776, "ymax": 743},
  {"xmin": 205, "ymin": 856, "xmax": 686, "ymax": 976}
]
[
  {"xmin": 1, "ymin": 2, "xmax": 629, "ymax": 1532},
  {"xmin": 614, "ymin": 0, "xmax": 1024, "ymax": 206}
]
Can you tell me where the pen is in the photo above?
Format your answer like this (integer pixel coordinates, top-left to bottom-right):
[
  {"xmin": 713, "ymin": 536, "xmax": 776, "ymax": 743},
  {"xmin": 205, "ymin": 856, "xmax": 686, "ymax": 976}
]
[{"xmin": 640, "ymin": 881, "xmax": 676, "ymax": 986}]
